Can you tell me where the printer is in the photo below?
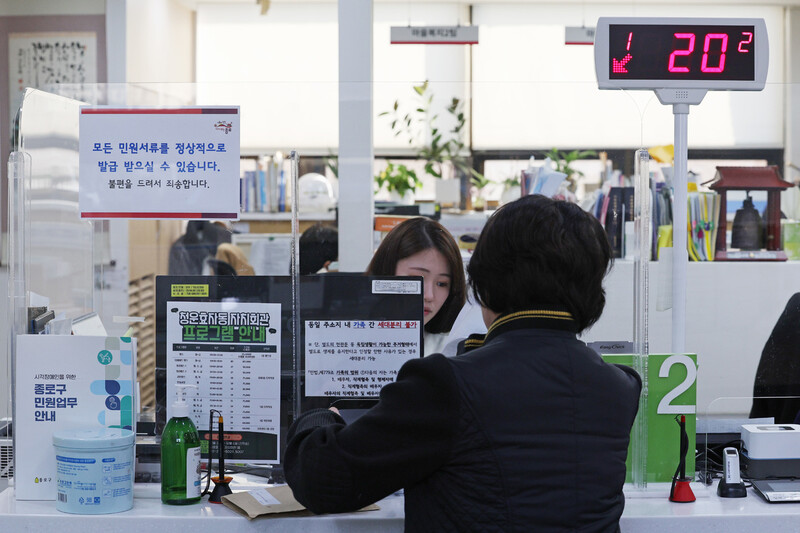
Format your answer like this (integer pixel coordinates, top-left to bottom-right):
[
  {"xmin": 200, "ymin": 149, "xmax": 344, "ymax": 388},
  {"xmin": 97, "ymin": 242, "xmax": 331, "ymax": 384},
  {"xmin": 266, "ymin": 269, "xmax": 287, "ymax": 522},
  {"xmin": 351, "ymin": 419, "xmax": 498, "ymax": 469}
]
[{"xmin": 741, "ymin": 424, "xmax": 800, "ymax": 479}]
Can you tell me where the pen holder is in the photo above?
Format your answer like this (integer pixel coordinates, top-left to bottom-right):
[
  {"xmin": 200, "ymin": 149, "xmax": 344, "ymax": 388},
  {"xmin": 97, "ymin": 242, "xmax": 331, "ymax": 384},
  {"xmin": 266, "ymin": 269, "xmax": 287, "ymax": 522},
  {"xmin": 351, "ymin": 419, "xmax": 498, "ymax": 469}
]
[
  {"xmin": 669, "ymin": 478, "xmax": 696, "ymax": 502},
  {"xmin": 208, "ymin": 476, "xmax": 233, "ymax": 504},
  {"xmin": 717, "ymin": 479, "xmax": 747, "ymax": 498}
]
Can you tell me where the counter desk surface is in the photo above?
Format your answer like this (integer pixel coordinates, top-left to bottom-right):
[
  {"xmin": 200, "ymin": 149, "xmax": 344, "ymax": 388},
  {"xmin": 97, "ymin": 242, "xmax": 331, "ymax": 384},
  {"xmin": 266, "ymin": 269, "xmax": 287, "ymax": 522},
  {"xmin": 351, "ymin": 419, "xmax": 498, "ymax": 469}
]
[{"xmin": 3, "ymin": 480, "xmax": 800, "ymax": 532}]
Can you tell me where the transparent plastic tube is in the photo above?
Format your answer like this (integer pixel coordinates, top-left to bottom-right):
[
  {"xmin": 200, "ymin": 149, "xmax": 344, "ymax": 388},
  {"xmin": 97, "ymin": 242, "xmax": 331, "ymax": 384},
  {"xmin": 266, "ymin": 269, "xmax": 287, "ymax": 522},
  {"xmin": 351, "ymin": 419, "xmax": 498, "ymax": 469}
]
[
  {"xmin": 290, "ymin": 151, "xmax": 301, "ymax": 421},
  {"xmin": 631, "ymin": 148, "xmax": 651, "ymax": 489},
  {"xmin": 8, "ymin": 150, "xmax": 31, "ymax": 485}
]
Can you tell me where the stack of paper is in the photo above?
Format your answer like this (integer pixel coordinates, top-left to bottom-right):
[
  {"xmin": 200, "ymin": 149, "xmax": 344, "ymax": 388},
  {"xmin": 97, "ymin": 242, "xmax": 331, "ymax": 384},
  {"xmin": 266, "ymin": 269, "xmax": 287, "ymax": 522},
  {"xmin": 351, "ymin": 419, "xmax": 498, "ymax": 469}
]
[{"xmin": 521, "ymin": 159, "xmax": 567, "ymax": 198}]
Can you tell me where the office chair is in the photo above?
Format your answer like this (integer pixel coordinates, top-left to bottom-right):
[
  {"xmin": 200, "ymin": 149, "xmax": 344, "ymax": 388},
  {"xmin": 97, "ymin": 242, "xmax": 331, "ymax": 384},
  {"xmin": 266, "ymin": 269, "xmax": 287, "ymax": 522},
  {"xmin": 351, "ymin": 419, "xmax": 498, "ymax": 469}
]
[{"xmin": 202, "ymin": 257, "xmax": 238, "ymax": 276}]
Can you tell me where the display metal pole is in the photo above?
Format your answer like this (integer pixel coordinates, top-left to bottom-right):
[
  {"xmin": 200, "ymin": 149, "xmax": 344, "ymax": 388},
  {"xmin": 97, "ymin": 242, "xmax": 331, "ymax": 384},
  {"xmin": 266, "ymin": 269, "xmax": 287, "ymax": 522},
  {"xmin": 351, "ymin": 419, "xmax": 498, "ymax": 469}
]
[
  {"xmin": 654, "ymin": 88, "xmax": 707, "ymax": 355},
  {"xmin": 671, "ymin": 106, "xmax": 689, "ymax": 356}
]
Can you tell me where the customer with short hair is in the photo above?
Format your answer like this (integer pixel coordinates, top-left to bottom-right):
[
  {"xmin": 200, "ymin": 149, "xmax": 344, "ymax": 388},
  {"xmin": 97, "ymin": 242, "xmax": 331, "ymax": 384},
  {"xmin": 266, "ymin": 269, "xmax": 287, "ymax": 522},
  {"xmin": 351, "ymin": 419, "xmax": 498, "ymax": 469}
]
[{"xmin": 285, "ymin": 195, "xmax": 642, "ymax": 532}]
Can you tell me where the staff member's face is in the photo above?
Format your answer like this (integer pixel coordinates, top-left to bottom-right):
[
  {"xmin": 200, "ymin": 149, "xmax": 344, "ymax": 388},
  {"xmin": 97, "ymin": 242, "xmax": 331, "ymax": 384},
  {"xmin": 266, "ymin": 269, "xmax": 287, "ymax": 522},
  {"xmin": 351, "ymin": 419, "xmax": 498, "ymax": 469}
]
[{"xmin": 395, "ymin": 248, "xmax": 451, "ymax": 325}]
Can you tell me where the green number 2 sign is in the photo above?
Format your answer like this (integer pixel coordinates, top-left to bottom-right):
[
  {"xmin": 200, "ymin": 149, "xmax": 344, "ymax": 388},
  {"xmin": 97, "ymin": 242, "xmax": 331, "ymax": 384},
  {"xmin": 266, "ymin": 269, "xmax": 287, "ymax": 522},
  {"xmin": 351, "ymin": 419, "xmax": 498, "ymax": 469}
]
[{"xmin": 603, "ymin": 353, "xmax": 698, "ymax": 483}]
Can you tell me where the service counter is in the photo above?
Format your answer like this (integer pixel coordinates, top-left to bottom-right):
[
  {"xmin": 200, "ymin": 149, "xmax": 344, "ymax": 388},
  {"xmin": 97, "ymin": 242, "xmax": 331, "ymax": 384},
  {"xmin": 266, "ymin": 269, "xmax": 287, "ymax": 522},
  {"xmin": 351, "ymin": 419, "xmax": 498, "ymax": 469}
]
[{"xmin": 3, "ymin": 480, "xmax": 800, "ymax": 532}]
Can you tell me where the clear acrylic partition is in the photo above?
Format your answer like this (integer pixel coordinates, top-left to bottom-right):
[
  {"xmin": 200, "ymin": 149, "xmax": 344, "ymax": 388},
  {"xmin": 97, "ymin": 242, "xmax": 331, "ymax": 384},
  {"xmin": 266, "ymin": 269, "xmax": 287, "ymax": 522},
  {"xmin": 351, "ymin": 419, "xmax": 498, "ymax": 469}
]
[
  {"xmin": 3, "ymin": 74, "xmax": 796, "ymax": 487},
  {"xmin": 12, "ymin": 89, "xmax": 99, "ymax": 322}
]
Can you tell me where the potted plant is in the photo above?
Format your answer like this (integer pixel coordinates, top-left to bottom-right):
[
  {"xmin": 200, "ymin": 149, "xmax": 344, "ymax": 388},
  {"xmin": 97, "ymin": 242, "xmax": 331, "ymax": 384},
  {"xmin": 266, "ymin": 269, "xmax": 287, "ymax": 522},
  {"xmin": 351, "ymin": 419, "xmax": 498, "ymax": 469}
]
[
  {"xmin": 541, "ymin": 148, "xmax": 597, "ymax": 192},
  {"xmin": 380, "ymin": 81, "xmax": 484, "ymax": 186},
  {"xmin": 500, "ymin": 176, "xmax": 521, "ymax": 205},
  {"xmin": 469, "ymin": 173, "xmax": 492, "ymax": 211},
  {"xmin": 375, "ymin": 161, "xmax": 422, "ymax": 204}
]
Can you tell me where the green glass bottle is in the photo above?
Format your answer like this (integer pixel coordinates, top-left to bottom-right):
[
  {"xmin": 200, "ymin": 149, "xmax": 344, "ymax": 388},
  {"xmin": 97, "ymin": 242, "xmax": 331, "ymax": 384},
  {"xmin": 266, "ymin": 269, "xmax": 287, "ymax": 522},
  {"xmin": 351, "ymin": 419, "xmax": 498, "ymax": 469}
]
[{"xmin": 161, "ymin": 384, "xmax": 202, "ymax": 505}]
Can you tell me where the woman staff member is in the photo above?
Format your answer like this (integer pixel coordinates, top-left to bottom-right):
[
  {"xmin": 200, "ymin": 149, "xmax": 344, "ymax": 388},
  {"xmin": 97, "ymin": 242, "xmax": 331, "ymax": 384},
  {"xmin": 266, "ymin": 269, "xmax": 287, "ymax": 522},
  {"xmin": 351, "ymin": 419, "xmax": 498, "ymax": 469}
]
[
  {"xmin": 366, "ymin": 217, "xmax": 465, "ymax": 355},
  {"xmin": 285, "ymin": 195, "xmax": 642, "ymax": 532}
]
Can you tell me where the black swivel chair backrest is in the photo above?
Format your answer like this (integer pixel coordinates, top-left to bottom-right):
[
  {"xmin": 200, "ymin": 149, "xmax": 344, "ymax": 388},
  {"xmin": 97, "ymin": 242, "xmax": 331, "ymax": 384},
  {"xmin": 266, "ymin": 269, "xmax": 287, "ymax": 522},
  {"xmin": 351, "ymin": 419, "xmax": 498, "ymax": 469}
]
[
  {"xmin": 750, "ymin": 293, "xmax": 800, "ymax": 423},
  {"xmin": 203, "ymin": 258, "xmax": 237, "ymax": 276}
]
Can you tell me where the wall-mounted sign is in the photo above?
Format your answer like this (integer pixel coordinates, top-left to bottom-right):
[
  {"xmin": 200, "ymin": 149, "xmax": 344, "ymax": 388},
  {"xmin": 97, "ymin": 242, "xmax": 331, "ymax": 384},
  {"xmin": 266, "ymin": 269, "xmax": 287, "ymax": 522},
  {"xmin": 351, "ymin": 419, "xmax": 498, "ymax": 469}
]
[
  {"xmin": 391, "ymin": 25, "xmax": 478, "ymax": 45},
  {"xmin": 565, "ymin": 26, "xmax": 596, "ymax": 45},
  {"xmin": 79, "ymin": 107, "xmax": 240, "ymax": 219}
]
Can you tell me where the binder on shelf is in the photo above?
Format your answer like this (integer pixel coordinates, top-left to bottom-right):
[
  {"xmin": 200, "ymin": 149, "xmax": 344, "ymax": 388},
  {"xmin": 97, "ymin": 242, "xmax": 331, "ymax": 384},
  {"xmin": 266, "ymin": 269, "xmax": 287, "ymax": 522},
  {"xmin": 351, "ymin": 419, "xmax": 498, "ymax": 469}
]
[
  {"xmin": 374, "ymin": 202, "xmax": 441, "ymax": 220},
  {"xmin": 604, "ymin": 187, "xmax": 629, "ymax": 258}
]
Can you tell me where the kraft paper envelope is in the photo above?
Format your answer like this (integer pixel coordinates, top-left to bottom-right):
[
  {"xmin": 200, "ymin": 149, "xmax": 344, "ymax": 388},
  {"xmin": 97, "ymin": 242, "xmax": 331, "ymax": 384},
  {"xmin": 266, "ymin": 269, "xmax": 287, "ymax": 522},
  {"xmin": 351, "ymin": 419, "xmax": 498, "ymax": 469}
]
[{"xmin": 222, "ymin": 484, "xmax": 379, "ymax": 520}]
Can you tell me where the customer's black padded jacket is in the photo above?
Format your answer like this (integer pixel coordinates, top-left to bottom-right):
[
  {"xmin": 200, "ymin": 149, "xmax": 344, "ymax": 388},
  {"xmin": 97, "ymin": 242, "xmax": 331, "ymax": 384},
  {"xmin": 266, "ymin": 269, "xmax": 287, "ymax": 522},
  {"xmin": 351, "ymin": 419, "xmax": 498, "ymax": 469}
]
[{"xmin": 285, "ymin": 309, "xmax": 642, "ymax": 532}]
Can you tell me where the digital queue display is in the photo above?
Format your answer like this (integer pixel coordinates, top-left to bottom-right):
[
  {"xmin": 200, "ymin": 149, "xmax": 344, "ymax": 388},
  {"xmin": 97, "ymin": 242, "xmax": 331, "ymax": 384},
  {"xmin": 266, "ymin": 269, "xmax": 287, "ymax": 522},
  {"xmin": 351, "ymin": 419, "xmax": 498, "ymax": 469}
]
[
  {"xmin": 594, "ymin": 17, "xmax": 768, "ymax": 91},
  {"xmin": 609, "ymin": 24, "xmax": 755, "ymax": 81}
]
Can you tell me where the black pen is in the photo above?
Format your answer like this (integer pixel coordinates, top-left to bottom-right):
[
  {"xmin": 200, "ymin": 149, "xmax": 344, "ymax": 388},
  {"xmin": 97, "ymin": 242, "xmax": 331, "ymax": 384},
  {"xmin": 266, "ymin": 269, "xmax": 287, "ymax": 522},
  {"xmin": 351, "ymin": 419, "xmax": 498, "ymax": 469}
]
[
  {"xmin": 218, "ymin": 414, "xmax": 225, "ymax": 477},
  {"xmin": 678, "ymin": 414, "xmax": 687, "ymax": 480}
]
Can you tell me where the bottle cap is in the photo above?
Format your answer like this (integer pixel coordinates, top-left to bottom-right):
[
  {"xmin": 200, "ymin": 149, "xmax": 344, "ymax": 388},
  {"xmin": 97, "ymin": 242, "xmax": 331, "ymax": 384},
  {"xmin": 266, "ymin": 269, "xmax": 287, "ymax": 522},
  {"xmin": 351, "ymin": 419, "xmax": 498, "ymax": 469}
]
[{"xmin": 172, "ymin": 384, "xmax": 197, "ymax": 418}]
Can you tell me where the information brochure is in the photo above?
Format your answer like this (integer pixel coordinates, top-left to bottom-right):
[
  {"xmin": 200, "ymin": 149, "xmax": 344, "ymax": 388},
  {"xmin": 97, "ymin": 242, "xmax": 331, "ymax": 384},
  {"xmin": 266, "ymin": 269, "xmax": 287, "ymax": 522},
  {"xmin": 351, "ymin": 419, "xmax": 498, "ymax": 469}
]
[{"xmin": 14, "ymin": 335, "xmax": 136, "ymax": 500}]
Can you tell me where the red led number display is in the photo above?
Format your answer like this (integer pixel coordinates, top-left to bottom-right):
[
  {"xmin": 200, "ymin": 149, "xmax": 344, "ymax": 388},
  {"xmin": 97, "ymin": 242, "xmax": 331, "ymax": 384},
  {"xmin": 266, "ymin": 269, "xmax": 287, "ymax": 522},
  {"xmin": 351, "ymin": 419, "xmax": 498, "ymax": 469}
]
[{"xmin": 609, "ymin": 24, "xmax": 756, "ymax": 81}]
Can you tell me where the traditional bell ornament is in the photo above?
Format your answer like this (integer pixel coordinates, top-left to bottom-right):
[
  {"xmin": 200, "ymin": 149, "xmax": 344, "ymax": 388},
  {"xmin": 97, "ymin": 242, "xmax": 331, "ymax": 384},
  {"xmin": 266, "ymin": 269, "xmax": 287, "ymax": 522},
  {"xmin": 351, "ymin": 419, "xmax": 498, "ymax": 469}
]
[{"xmin": 730, "ymin": 193, "xmax": 763, "ymax": 251}]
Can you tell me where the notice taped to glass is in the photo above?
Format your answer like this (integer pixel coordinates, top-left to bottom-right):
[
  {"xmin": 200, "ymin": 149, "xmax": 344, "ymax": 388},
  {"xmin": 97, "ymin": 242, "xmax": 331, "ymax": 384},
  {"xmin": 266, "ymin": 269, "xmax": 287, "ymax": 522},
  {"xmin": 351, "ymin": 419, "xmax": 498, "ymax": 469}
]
[
  {"xmin": 166, "ymin": 300, "xmax": 281, "ymax": 463},
  {"xmin": 305, "ymin": 320, "xmax": 421, "ymax": 397}
]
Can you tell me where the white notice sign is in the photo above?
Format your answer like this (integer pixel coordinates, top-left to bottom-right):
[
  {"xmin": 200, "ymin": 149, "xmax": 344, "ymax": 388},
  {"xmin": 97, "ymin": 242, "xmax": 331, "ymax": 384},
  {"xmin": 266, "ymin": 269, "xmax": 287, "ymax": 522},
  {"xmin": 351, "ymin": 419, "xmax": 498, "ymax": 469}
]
[
  {"xmin": 79, "ymin": 107, "xmax": 240, "ymax": 219},
  {"xmin": 305, "ymin": 320, "xmax": 422, "ymax": 397}
]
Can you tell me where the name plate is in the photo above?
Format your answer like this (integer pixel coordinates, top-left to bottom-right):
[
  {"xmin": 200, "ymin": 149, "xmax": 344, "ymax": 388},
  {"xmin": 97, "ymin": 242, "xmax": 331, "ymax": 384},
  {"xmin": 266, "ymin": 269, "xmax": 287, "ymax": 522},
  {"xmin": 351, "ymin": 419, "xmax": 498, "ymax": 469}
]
[{"xmin": 391, "ymin": 25, "xmax": 479, "ymax": 45}]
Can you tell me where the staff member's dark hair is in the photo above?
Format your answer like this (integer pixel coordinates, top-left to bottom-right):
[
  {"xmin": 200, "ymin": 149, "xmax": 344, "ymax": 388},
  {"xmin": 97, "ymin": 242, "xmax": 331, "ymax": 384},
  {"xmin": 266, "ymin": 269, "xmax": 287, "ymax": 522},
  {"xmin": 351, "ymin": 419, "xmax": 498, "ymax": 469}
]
[
  {"xmin": 299, "ymin": 224, "xmax": 338, "ymax": 275},
  {"xmin": 467, "ymin": 195, "xmax": 613, "ymax": 332},
  {"xmin": 367, "ymin": 217, "xmax": 465, "ymax": 334}
]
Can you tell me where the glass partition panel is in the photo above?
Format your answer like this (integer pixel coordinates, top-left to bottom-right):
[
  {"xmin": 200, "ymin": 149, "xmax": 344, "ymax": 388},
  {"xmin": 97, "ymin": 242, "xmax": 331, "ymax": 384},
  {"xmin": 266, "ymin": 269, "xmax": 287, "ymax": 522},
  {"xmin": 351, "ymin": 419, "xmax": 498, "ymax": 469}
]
[
  {"xmin": 5, "ymin": 74, "xmax": 797, "ymax": 493},
  {"xmin": 16, "ymin": 89, "xmax": 99, "ymax": 321}
]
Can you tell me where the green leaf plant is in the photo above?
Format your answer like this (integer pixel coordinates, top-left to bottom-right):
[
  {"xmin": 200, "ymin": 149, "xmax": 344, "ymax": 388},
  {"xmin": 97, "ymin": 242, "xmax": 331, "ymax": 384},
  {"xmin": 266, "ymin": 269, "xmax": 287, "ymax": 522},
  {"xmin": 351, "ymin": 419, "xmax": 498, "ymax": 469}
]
[
  {"xmin": 379, "ymin": 81, "xmax": 485, "ymax": 186},
  {"xmin": 375, "ymin": 161, "xmax": 423, "ymax": 197}
]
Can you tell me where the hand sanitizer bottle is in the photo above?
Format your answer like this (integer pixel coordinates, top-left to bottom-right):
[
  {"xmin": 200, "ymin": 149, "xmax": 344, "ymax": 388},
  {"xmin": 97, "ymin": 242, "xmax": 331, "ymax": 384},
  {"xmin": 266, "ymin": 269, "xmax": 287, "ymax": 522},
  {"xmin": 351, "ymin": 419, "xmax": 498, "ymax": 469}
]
[{"xmin": 161, "ymin": 384, "xmax": 202, "ymax": 505}]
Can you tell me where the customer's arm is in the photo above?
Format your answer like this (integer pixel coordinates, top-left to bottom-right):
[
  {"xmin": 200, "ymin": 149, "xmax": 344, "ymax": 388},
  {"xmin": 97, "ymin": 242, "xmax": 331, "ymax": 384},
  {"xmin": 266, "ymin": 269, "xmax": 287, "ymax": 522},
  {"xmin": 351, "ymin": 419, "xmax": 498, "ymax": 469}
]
[{"xmin": 285, "ymin": 354, "xmax": 460, "ymax": 514}]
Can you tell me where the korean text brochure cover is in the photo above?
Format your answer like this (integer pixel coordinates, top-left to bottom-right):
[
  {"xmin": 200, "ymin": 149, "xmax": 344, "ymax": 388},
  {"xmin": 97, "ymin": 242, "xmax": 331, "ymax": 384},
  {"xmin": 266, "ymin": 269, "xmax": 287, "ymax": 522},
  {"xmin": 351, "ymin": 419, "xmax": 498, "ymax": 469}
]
[{"xmin": 14, "ymin": 335, "xmax": 136, "ymax": 500}]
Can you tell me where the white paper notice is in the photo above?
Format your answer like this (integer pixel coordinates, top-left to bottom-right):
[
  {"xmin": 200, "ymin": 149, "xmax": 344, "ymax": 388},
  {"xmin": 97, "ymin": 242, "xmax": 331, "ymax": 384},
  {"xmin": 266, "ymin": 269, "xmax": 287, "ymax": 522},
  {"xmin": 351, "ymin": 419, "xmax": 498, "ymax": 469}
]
[
  {"xmin": 249, "ymin": 488, "xmax": 282, "ymax": 506},
  {"xmin": 166, "ymin": 300, "xmax": 281, "ymax": 463},
  {"xmin": 78, "ymin": 107, "xmax": 240, "ymax": 219},
  {"xmin": 305, "ymin": 320, "xmax": 422, "ymax": 397}
]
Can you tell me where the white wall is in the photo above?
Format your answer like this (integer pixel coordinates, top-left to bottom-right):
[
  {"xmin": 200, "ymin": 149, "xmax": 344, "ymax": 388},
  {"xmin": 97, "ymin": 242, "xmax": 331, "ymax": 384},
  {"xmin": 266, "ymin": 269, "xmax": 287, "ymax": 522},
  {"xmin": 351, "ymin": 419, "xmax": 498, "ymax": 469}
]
[
  {"xmin": 126, "ymin": 0, "xmax": 194, "ymax": 83},
  {"xmin": 471, "ymin": 3, "xmax": 785, "ymax": 150},
  {"xmin": 784, "ymin": 7, "xmax": 800, "ymax": 219},
  {"xmin": 192, "ymin": 2, "xmax": 789, "ymax": 154},
  {"xmin": 194, "ymin": 2, "xmax": 469, "ymax": 154}
]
